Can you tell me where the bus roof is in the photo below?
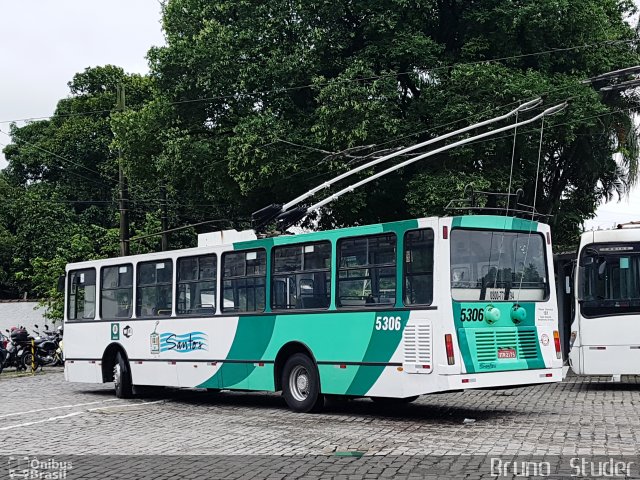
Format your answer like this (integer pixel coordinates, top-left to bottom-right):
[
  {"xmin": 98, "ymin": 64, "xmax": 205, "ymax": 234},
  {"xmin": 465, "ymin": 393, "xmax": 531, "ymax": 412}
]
[{"xmin": 65, "ymin": 214, "xmax": 545, "ymax": 271}]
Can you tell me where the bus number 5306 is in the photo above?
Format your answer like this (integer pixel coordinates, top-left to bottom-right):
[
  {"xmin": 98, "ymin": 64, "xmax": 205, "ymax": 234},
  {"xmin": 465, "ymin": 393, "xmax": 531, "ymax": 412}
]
[{"xmin": 375, "ymin": 316, "xmax": 401, "ymax": 331}]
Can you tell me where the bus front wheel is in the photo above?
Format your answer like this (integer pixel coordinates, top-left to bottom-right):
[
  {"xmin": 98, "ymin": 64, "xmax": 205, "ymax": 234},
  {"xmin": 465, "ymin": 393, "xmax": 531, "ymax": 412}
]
[
  {"xmin": 282, "ymin": 353, "xmax": 324, "ymax": 413},
  {"xmin": 113, "ymin": 352, "xmax": 133, "ymax": 399}
]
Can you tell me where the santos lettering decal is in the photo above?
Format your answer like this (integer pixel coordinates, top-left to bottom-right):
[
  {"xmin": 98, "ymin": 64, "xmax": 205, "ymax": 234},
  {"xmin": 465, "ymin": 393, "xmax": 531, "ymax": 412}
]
[
  {"xmin": 151, "ymin": 331, "xmax": 209, "ymax": 353},
  {"xmin": 161, "ymin": 332, "xmax": 208, "ymax": 352}
]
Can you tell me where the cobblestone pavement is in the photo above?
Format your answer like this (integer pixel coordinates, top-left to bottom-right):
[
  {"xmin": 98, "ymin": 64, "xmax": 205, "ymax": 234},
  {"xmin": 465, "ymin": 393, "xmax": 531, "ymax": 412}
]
[{"xmin": 1, "ymin": 371, "xmax": 640, "ymax": 478}]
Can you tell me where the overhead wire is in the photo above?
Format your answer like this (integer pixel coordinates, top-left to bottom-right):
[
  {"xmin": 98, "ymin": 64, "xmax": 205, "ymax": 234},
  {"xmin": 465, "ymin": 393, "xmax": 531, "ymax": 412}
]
[
  {"xmin": 1, "ymin": 37, "xmax": 635, "ymax": 212},
  {"xmin": 0, "ymin": 37, "xmax": 635, "ymax": 126},
  {"xmin": 0, "ymin": 107, "xmax": 635, "ymax": 217}
]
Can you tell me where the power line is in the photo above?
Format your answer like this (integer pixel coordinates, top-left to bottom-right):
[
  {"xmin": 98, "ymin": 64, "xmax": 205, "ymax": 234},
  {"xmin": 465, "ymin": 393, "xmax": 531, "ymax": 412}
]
[
  {"xmin": 0, "ymin": 108, "xmax": 636, "ymax": 220},
  {"xmin": 0, "ymin": 38, "xmax": 635, "ymax": 126}
]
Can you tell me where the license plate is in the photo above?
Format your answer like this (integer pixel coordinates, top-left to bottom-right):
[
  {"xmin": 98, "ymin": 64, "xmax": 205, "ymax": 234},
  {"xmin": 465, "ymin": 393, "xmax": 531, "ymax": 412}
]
[{"xmin": 498, "ymin": 348, "xmax": 516, "ymax": 359}]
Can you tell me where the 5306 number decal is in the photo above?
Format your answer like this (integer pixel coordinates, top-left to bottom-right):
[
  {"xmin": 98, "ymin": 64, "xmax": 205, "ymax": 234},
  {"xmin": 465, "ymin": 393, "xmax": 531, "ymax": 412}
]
[
  {"xmin": 375, "ymin": 316, "xmax": 402, "ymax": 331},
  {"xmin": 460, "ymin": 308, "xmax": 484, "ymax": 322}
]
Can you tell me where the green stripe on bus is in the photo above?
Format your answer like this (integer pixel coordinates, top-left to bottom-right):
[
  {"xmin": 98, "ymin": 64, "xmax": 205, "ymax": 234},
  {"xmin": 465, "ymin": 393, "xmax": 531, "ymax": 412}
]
[
  {"xmin": 345, "ymin": 311, "xmax": 409, "ymax": 395},
  {"xmin": 197, "ymin": 315, "xmax": 277, "ymax": 389}
]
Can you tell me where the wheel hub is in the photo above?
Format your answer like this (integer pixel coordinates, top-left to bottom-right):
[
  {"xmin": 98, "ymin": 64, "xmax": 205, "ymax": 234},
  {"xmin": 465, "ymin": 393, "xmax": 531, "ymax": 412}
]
[
  {"xmin": 289, "ymin": 365, "xmax": 310, "ymax": 402},
  {"xmin": 296, "ymin": 374, "xmax": 309, "ymax": 393}
]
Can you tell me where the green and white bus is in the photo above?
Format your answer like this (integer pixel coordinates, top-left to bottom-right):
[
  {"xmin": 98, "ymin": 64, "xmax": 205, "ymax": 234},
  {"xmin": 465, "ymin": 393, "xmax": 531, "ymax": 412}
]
[{"xmin": 64, "ymin": 215, "xmax": 563, "ymax": 412}]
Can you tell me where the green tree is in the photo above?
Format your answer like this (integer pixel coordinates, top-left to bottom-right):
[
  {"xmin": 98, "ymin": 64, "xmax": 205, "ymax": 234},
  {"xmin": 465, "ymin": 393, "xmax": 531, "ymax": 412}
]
[
  {"xmin": 123, "ymin": 0, "xmax": 639, "ymax": 246},
  {"xmin": 0, "ymin": 66, "xmax": 159, "ymax": 315}
]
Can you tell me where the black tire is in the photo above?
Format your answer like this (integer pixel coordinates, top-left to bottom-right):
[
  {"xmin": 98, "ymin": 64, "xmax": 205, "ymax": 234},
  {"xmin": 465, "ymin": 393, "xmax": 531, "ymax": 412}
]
[
  {"xmin": 281, "ymin": 353, "xmax": 324, "ymax": 413},
  {"xmin": 114, "ymin": 352, "xmax": 133, "ymax": 399},
  {"xmin": 371, "ymin": 395, "xmax": 419, "ymax": 406},
  {"xmin": 21, "ymin": 351, "xmax": 38, "ymax": 372}
]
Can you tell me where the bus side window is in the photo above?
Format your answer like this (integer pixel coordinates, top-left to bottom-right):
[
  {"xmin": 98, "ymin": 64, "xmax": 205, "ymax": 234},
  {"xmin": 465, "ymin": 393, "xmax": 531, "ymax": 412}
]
[
  {"xmin": 222, "ymin": 249, "xmax": 266, "ymax": 313},
  {"xmin": 136, "ymin": 260, "xmax": 173, "ymax": 317},
  {"xmin": 337, "ymin": 233, "xmax": 396, "ymax": 307},
  {"xmin": 272, "ymin": 242, "xmax": 331, "ymax": 310},
  {"xmin": 177, "ymin": 254, "xmax": 216, "ymax": 316},
  {"xmin": 404, "ymin": 229, "xmax": 434, "ymax": 306},
  {"xmin": 101, "ymin": 264, "xmax": 133, "ymax": 319},
  {"xmin": 68, "ymin": 268, "xmax": 96, "ymax": 320}
]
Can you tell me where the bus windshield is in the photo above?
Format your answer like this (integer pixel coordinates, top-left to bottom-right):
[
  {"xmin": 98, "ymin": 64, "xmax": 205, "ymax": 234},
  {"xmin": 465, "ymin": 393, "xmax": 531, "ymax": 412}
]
[
  {"xmin": 580, "ymin": 243, "xmax": 640, "ymax": 317},
  {"xmin": 450, "ymin": 229, "xmax": 548, "ymax": 302}
]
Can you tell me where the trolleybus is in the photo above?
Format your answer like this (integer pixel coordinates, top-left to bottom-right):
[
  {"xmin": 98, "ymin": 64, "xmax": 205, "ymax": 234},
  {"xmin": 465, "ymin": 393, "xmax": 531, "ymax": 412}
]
[{"xmin": 64, "ymin": 215, "xmax": 563, "ymax": 412}]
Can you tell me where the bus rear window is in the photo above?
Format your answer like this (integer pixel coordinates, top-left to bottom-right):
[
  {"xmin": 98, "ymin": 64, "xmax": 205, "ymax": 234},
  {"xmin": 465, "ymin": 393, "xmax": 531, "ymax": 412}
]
[{"xmin": 450, "ymin": 229, "xmax": 548, "ymax": 302}]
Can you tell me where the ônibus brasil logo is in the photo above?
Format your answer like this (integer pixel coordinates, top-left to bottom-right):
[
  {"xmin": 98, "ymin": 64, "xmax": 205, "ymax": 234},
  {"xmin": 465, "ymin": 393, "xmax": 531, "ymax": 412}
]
[{"xmin": 150, "ymin": 321, "xmax": 208, "ymax": 354}]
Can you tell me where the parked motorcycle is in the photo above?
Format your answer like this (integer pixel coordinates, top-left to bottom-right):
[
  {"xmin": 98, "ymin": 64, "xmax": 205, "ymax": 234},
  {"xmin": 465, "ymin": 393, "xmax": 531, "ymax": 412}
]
[
  {"xmin": 0, "ymin": 333, "xmax": 7, "ymax": 374},
  {"xmin": 3, "ymin": 327, "xmax": 29, "ymax": 372},
  {"xmin": 38, "ymin": 324, "xmax": 64, "ymax": 366},
  {"xmin": 21, "ymin": 325, "xmax": 59, "ymax": 371}
]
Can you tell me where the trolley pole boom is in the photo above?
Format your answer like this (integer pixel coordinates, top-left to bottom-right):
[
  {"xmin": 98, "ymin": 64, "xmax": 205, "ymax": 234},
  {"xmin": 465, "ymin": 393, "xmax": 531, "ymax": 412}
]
[
  {"xmin": 277, "ymin": 102, "xmax": 567, "ymax": 229},
  {"xmin": 281, "ymin": 98, "xmax": 543, "ymax": 211},
  {"xmin": 252, "ymin": 98, "xmax": 542, "ymax": 230}
]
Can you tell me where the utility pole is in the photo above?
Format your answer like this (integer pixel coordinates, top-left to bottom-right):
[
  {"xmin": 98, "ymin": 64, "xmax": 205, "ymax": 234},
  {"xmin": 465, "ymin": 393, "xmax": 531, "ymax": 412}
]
[
  {"xmin": 160, "ymin": 183, "xmax": 169, "ymax": 251},
  {"xmin": 116, "ymin": 83, "xmax": 130, "ymax": 256}
]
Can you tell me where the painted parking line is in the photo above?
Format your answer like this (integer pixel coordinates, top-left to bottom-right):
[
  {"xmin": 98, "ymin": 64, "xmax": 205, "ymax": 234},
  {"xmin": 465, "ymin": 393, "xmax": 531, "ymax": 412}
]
[
  {"xmin": 0, "ymin": 399, "xmax": 120, "ymax": 420},
  {"xmin": 0, "ymin": 400, "xmax": 166, "ymax": 432},
  {"xmin": 0, "ymin": 412, "xmax": 84, "ymax": 431}
]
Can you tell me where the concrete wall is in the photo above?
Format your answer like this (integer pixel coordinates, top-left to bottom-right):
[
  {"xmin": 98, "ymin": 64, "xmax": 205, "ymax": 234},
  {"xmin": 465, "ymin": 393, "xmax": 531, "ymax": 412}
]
[{"xmin": 0, "ymin": 301, "xmax": 51, "ymax": 336}]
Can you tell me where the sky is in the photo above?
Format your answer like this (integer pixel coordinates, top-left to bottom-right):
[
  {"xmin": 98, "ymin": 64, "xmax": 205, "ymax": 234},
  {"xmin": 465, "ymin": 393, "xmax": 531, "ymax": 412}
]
[
  {"xmin": 0, "ymin": 0, "xmax": 165, "ymax": 159},
  {"xmin": 0, "ymin": 0, "xmax": 637, "ymax": 229}
]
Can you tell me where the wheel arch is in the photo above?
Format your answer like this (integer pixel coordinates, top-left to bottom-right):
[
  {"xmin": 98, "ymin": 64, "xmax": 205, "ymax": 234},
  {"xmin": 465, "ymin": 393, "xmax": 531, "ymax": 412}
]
[
  {"xmin": 101, "ymin": 342, "xmax": 129, "ymax": 383},
  {"xmin": 273, "ymin": 341, "xmax": 317, "ymax": 391}
]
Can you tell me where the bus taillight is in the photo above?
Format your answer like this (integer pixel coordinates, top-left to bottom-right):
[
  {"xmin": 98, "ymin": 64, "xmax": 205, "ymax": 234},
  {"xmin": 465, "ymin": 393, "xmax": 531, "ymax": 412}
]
[
  {"xmin": 445, "ymin": 334, "xmax": 455, "ymax": 365},
  {"xmin": 553, "ymin": 330, "xmax": 561, "ymax": 359}
]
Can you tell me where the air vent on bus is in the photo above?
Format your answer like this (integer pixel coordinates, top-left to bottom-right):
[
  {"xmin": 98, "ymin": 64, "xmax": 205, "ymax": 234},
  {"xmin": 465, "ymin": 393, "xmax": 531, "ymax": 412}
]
[
  {"xmin": 474, "ymin": 328, "xmax": 538, "ymax": 361},
  {"xmin": 403, "ymin": 323, "xmax": 432, "ymax": 373}
]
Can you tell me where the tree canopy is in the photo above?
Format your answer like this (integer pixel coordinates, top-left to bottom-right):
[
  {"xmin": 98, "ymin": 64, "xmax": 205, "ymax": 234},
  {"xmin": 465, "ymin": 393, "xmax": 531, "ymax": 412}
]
[{"xmin": 2, "ymin": 0, "xmax": 640, "ymax": 317}]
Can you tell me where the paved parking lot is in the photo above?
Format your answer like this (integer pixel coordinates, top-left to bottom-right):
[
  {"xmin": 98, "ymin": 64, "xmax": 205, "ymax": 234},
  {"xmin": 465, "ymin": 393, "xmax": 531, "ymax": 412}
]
[{"xmin": 2, "ymin": 370, "xmax": 640, "ymax": 478}]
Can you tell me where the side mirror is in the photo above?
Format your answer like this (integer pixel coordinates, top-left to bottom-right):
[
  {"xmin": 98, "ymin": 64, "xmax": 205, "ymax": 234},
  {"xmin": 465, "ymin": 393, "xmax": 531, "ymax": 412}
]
[
  {"xmin": 34, "ymin": 324, "xmax": 39, "ymax": 329},
  {"xmin": 57, "ymin": 275, "xmax": 66, "ymax": 293},
  {"xmin": 45, "ymin": 324, "xmax": 49, "ymax": 330},
  {"xmin": 598, "ymin": 260, "xmax": 607, "ymax": 277}
]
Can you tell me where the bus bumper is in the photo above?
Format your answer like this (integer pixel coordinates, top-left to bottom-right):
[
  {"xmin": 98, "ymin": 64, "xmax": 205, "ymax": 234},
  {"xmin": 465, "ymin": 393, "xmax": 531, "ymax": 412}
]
[{"xmin": 436, "ymin": 367, "xmax": 563, "ymax": 392}]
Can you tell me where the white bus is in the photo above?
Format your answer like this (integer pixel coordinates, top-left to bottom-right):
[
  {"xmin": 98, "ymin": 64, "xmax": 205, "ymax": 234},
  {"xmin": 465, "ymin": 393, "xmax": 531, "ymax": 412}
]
[
  {"xmin": 64, "ymin": 215, "xmax": 563, "ymax": 412},
  {"xmin": 569, "ymin": 223, "xmax": 640, "ymax": 375}
]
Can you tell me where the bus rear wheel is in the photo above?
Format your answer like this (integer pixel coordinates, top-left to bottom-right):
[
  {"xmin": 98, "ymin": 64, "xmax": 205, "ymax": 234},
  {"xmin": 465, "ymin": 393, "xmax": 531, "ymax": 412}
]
[
  {"xmin": 113, "ymin": 352, "xmax": 133, "ymax": 399},
  {"xmin": 282, "ymin": 353, "xmax": 324, "ymax": 413}
]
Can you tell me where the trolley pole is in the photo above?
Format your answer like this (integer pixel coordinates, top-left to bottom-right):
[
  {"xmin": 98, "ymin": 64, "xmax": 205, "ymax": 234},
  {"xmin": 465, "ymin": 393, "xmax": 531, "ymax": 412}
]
[{"xmin": 116, "ymin": 83, "xmax": 130, "ymax": 257}]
